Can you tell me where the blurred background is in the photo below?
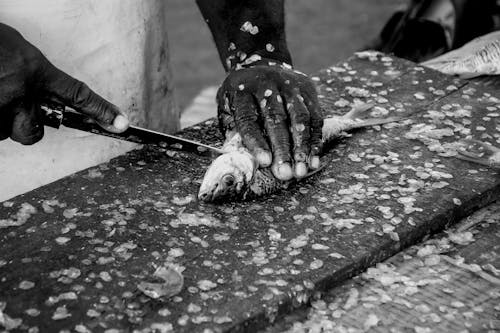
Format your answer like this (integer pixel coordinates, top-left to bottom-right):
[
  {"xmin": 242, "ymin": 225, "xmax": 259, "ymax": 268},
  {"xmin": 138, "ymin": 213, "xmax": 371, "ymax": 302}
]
[{"xmin": 165, "ymin": 0, "xmax": 404, "ymax": 113}]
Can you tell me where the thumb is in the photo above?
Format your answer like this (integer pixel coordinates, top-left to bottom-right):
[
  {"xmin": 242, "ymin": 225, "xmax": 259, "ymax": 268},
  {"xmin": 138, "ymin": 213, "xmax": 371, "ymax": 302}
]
[{"xmin": 40, "ymin": 62, "xmax": 129, "ymax": 133}]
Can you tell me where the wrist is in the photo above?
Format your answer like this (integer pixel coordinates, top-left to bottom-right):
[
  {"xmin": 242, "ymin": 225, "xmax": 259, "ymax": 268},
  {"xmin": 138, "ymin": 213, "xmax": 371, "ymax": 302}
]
[
  {"xmin": 224, "ymin": 40, "xmax": 292, "ymax": 71},
  {"xmin": 225, "ymin": 53, "xmax": 296, "ymax": 74}
]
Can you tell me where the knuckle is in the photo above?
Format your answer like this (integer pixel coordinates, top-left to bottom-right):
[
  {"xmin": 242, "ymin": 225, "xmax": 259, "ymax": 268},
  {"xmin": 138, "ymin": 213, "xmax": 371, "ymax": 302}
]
[
  {"xmin": 292, "ymin": 135, "xmax": 310, "ymax": 157},
  {"xmin": 292, "ymin": 124, "xmax": 310, "ymax": 140},
  {"xmin": 92, "ymin": 105, "xmax": 112, "ymax": 124},
  {"xmin": 273, "ymin": 150, "xmax": 292, "ymax": 163},
  {"xmin": 218, "ymin": 113, "xmax": 235, "ymax": 132},
  {"xmin": 269, "ymin": 127, "xmax": 291, "ymax": 145},
  {"xmin": 70, "ymin": 80, "xmax": 92, "ymax": 105},
  {"xmin": 12, "ymin": 129, "xmax": 43, "ymax": 145},
  {"xmin": 264, "ymin": 101, "xmax": 287, "ymax": 119},
  {"xmin": 311, "ymin": 117, "xmax": 324, "ymax": 130},
  {"xmin": 265, "ymin": 114, "xmax": 287, "ymax": 128},
  {"xmin": 242, "ymin": 132, "xmax": 262, "ymax": 150},
  {"xmin": 71, "ymin": 82, "xmax": 115, "ymax": 124},
  {"xmin": 235, "ymin": 110, "xmax": 257, "ymax": 124},
  {"xmin": 294, "ymin": 150, "xmax": 308, "ymax": 162},
  {"xmin": 290, "ymin": 107, "xmax": 310, "ymax": 122}
]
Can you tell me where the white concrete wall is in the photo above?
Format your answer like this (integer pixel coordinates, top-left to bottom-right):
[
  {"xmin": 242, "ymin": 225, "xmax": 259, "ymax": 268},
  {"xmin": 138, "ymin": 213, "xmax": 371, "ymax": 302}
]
[
  {"xmin": 0, "ymin": 129, "xmax": 137, "ymax": 202},
  {"xmin": 0, "ymin": 0, "xmax": 178, "ymax": 201}
]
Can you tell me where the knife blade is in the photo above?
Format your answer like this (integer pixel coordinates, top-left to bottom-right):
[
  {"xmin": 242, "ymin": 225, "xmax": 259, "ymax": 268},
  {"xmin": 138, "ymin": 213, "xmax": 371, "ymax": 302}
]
[{"xmin": 41, "ymin": 103, "xmax": 225, "ymax": 156}]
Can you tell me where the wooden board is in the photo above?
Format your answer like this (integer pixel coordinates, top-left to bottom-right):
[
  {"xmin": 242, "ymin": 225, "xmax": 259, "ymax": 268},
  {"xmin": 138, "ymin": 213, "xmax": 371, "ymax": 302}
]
[
  {"xmin": 1, "ymin": 52, "xmax": 500, "ymax": 333},
  {"xmin": 264, "ymin": 201, "xmax": 500, "ymax": 332}
]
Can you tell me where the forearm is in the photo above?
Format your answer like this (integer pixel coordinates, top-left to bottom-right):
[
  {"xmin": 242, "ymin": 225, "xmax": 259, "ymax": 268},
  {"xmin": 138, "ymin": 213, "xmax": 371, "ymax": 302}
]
[{"xmin": 196, "ymin": 0, "xmax": 292, "ymax": 71}]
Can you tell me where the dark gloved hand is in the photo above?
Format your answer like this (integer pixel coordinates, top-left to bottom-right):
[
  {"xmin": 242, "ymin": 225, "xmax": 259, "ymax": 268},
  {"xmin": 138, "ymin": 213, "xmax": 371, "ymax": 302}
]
[
  {"xmin": 217, "ymin": 57, "xmax": 323, "ymax": 181},
  {"xmin": 0, "ymin": 23, "xmax": 129, "ymax": 145}
]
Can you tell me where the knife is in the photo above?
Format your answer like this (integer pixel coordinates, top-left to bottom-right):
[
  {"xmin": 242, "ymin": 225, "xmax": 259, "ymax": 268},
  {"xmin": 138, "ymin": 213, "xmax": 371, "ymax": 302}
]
[{"xmin": 41, "ymin": 103, "xmax": 225, "ymax": 156}]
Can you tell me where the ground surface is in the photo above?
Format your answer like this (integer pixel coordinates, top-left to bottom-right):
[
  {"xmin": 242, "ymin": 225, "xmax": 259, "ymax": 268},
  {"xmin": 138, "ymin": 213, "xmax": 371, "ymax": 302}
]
[
  {"xmin": 265, "ymin": 201, "xmax": 500, "ymax": 332},
  {"xmin": 2, "ymin": 53, "xmax": 500, "ymax": 333},
  {"xmin": 165, "ymin": 0, "xmax": 404, "ymax": 109}
]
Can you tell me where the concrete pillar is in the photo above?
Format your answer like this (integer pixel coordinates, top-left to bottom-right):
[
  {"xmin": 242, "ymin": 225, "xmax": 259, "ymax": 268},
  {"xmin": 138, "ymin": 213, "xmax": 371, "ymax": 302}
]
[{"xmin": 0, "ymin": 0, "xmax": 178, "ymax": 201}]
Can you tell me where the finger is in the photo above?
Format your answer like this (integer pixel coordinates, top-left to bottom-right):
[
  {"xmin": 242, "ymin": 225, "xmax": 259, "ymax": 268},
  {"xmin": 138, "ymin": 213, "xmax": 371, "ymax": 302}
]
[
  {"xmin": 257, "ymin": 88, "xmax": 293, "ymax": 181},
  {"xmin": 40, "ymin": 63, "xmax": 129, "ymax": 133},
  {"xmin": 10, "ymin": 99, "xmax": 44, "ymax": 145},
  {"xmin": 216, "ymin": 88, "xmax": 236, "ymax": 135},
  {"xmin": 232, "ymin": 91, "xmax": 272, "ymax": 167},
  {"xmin": 302, "ymin": 91, "xmax": 323, "ymax": 170},
  {"xmin": 282, "ymin": 90, "xmax": 311, "ymax": 178}
]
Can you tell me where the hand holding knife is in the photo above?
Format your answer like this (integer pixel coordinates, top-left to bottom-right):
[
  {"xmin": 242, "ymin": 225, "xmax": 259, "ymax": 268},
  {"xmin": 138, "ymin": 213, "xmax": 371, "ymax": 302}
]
[{"xmin": 41, "ymin": 103, "xmax": 224, "ymax": 156}]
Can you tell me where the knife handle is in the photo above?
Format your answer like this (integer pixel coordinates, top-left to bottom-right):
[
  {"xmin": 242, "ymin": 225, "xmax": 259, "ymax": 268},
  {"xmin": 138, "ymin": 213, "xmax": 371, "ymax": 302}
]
[
  {"xmin": 41, "ymin": 103, "xmax": 65, "ymax": 129},
  {"xmin": 41, "ymin": 103, "xmax": 105, "ymax": 134},
  {"xmin": 40, "ymin": 103, "xmax": 126, "ymax": 141},
  {"xmin": 40, "ymin": 102, "xmax": 223, "ymax": 156}
]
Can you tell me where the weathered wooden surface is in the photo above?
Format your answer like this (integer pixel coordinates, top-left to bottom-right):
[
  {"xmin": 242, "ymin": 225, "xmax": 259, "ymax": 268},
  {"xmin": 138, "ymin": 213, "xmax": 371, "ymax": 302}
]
[
  {"xmin": 267, "ymin": 201, "xmax": 500, "ymax": 332},
  {"xmin": 1, "ymin": 52, "xmax": 500, "ymax": 333}
]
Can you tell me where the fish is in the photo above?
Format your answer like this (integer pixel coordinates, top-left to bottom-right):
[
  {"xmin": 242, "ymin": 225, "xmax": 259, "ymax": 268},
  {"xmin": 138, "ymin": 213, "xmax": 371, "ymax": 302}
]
[
  {"xmin": 198, "ymin": 103, "xmax": 405, "ymax": 202},
  {"xmin": 421, "ymin": 31, "xmax": 500, "ymax": 79},
  {"xmin": 455, "ymin": 139, "xmax": 500, "ymax": 168}
]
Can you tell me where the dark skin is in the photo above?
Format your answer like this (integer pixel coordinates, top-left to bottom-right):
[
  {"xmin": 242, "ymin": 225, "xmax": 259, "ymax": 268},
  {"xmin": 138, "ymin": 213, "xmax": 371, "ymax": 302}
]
[
  {"xmin": 197, "ymin": 0, "xmax": 323, "ymax": 180},
  {"xmin": 1, "ymin": 1, "xmax": 322, "ymax": 180},
  {"xmin": 0, "ymin": 23, "xmax": 129, "ymax": 145}
]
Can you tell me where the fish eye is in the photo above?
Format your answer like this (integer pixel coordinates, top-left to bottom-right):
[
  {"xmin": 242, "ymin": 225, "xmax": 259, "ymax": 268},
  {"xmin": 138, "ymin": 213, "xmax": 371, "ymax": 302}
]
[{"xmin": 222, "ymin": 174, "xmax": 236, "ymax": 188}]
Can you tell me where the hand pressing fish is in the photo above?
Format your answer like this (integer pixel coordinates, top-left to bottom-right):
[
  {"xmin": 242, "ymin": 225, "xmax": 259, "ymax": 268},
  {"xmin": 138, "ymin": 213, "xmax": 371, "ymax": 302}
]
[
  {"xmin": 198, "ymin": 104, "xmax": 405, "ymax": 202},
  {"xmin": 422, "ymin": 31, "xmax": 500, "ymax": 79},
  {"xmin": 455, "ymin": 139, "xmax": 500, "ymax": 168}
]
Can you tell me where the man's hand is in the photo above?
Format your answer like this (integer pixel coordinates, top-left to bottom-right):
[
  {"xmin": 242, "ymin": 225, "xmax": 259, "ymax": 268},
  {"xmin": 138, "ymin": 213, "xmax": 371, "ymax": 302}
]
[
  {"xmin": 217, "ymin": 58, "xmax": 323, "ymax": 180},
  {"xmin": 197, "ymin": 0, "xmax": 324, "ymax": 181},
  {"xmin": 0, "ymin": 23, "xmax": 129, "ymax": 145}
]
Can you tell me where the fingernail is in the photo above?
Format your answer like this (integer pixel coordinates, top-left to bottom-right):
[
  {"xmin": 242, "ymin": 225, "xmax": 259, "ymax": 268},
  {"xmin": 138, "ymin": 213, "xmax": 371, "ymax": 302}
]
[
  {"xmin": 310, "ymin": 156, "xmax": 320, "ymax": 169},
  {"xmin": 272, "ymin": 162, "xmax": 293, "ymax": 181},
  {"xmin": 256, "ymin": 150, "xmax": 272, "ymax": 167},
  {"xmin": 295, "ymin": 162, "xmax": 307, "ymax": 178},
  {"xmin": 113, "ymin": 115, "xmax": 129, "ymax": 131}
]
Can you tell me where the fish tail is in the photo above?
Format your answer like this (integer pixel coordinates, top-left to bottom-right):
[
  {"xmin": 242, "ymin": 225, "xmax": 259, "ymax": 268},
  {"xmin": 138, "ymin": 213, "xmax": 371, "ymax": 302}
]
[
  {"xmin": 322, "ymin": 110, "xmax": 406, "ymax": 142},
  {"xmin": 350, "ymin": 116, "xmax": 407, "ymax": 129},
  {"xmin": 456, "ymin": 139, "xmax": 500, "ymax": 168},
  {"xmin": 343, "ymin": 103, "xmax": 406, "ymax": 127},
  {"xmin": 321, "ymin": 103, "xmax": 377, "ymax": 142},
  {"xmin": 343, "ymin": 103, "xmax": 376, "ymax": 120}
]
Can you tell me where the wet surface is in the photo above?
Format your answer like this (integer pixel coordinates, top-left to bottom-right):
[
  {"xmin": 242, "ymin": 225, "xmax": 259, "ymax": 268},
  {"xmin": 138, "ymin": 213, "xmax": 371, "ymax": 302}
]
[
  {"xmin": 1, "ymin": 53, "xmax": 500, "ymax": 332},
  {"xmin": 267, "ymin": 202, "xmax": 500, "ymax": 333}
]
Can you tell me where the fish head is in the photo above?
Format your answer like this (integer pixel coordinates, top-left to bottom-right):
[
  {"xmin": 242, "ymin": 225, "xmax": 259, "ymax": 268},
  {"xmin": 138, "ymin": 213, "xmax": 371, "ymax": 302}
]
[{"xmin": 198, "ymin": 150, "xmax": 258, "ymax": 202}]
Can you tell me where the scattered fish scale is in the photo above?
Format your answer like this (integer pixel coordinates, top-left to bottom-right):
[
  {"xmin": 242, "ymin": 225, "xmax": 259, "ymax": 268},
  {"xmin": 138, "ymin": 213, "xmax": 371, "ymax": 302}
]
[{"xmin": 278, "ymin": 203, "xmax": 500, "ymax": 333}]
